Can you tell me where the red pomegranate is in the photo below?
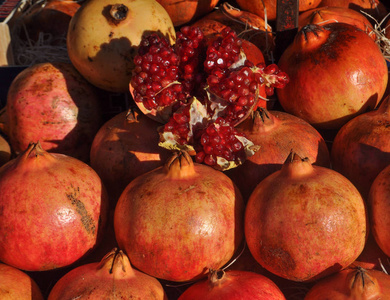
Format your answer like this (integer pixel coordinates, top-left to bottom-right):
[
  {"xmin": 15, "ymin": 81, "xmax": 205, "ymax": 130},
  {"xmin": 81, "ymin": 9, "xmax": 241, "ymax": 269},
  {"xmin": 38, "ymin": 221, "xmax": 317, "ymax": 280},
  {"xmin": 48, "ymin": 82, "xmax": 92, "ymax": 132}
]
[
  {"xmin": 245, "ymin": 151, "xmax": 368, "ymax": 282},
  {"xmin": 226, "ymin": 108, "xmax": 331, "ymax": 201},
  {"xmin": 178, "ymin": 269, "xmax": 286, "ymax": 299},
  {"xmin": 368, "ymin": 164, "xmax": 390, "ymax": 258},
  {"xmin": 3, "ymin": 61, "xmax": 103, "ymax": 163},
  {"xmin": 304, "ymin": 266, "xmax": 390, "ymax": 299},
  {"xmin": 0, "ymin": 142, "xmax": 108, "ymax": 271},
  {"xmin": 114, "ymin": 151, "xmax": 245, "ymax": 282},
  {"xmin": 0, "ymin": 262, "xmax": 44, "ymax": 300},
  {"xmin": 276, "ymin": 22, "xmax": 388, "ymax": 130},
  {"xmin": 48, "ymin": 248, "xmax": 167, "ymax": 299},
  {"xmin": 331, "ymin": 95, "xmax": 390, "ymax": 200},
  {"xmin": 156, "ymin": 0, "xmax": 219, "ymax": 27},
  {"xmin": 89, "ymin": 107, "xmax": 171, "ymax": 205}
]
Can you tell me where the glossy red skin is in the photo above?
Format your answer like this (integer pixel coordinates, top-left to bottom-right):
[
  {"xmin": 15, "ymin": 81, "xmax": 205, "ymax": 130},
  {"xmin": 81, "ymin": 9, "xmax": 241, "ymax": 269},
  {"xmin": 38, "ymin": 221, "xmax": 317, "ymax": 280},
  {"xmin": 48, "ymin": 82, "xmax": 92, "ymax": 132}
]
[
  {"xmin": 5, "ymin": 62, "xmax": 103, "ymax": 163},
  {"xmin": 114, "ymin": 153, "xmax": 245, "ymax": 282},
  {"xmin": 0, "ymin": 143, "xmax": 108, "ymax": 271},
  {"xmin": 331, "ymin": 95, "xmax": 390, "ymax": 200},
  {"xmin": 369, "ymin": 164, "xmax": 390, "ymax": 258},
  {"xmin": 0, "ymin": 263, "xmax": 44, "ymax": 300},
  {"xmin": 89, "ymin": 109, "xmax": 171, "ymax": 205},
  {"xmin": 178, "ymin": 270, "xmax": 286, "ymax": 299},
  {"xmin": 276, "ymin": 23, "xmax": 388, "ymax": 130},
  {"xmin": 245, "ymin": 153, "xmax": 368, "ymax": 282},
  {"xmin": 227, "ymin": 109, "xmax": 331, "ymax": 201}
]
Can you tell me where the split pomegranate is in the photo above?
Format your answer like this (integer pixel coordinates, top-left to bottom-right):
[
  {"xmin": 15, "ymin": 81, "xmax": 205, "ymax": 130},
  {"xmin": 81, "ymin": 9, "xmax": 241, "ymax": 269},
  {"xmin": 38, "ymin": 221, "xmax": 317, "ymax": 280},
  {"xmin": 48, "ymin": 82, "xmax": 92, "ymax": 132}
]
[
  {"xmin": 89, "ymin": 107, "xmax": 170, "ymax": 205},
  {"xmin": 331, "ymin": 94, "xmax": 390, "ymax": 200},
  {"xmin": 304, "ymin": 266, "xmax": 390, "ymax": 299},
  {"xmin": 0, "ymin": 142, "xmax": 108, "ymax": 271},
  {"xmin": 368, "ymin": 164, "xmax": 390, "ymax": 258},
  {"xmin": 48, "ymin": 248, "xmax": 167, "ymax": 299},
  {"xmin": 277, "ymin": 22, "xmax": 388, "ymax": 130},
  {"xmin": 178, "ymin": 269, "xmax": 286, "ymax": 299},
  {"xmin": 156, "ymin": 0, "xmax": 219, "ymax": 27},
  {"xmin": 226, "ymin": 108, "xmax": 331, "ymax": 201},
  {"xmin": 3, "ymin": 61, "xmax": 103, "ymax": 163},
  {"xmin": 114, "ymin": 150, "xmax": 245, "ymax": 282},
  {"xmin": 245, "ymin": 151, "xmax": 368, "ymax": 282},
  {"xmin": 0, "ymin": 262, "xmax": 44, "ymax": 300},
  {"xmin": 67, "ymin": 0, "xmax": 176, "ymax": 92}
]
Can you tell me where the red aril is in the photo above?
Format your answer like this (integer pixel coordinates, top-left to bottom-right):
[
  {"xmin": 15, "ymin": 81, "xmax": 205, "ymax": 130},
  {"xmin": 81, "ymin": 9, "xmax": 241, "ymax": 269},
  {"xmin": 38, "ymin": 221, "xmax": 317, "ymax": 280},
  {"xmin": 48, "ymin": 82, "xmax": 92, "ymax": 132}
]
[
  {"xmin": 0, "ymin": 142, "xmax": 108, "ymax": 271},
  {"xmin": 114, "ymin": 151, "xmax": 245, "ymax": 282},
  {"xmin": 331, "ymin": 95, "xmax": 390, "ymax": 200},
  {"xmin": 245, "ymin": 151, "xmax": 368, "ymax": 282},
  {"xmin": 178, "ymin": 269, "xmax": 286, "ymax": 299},
  {"xmin": 48, "ymin": 248, "xmax": 167, "ymax": 299},
  {"xmin": 276, "ymin": 22, "xmax": 388, "ymax": 130},
  {"xmin": 0, "ymin": 262, "xmax": 44, "ymax": 300},
  {"xmin": 226, "ymin": 108, "xmax": 331, "ymax": 201}
]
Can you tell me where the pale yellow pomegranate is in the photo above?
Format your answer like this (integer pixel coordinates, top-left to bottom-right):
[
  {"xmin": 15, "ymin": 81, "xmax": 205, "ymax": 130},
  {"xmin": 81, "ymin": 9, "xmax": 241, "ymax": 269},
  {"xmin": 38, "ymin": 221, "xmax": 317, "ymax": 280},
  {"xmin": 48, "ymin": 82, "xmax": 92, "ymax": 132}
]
[{"xmin": 67, "ymin": 0, "xmax": 176, "ymax": 92}]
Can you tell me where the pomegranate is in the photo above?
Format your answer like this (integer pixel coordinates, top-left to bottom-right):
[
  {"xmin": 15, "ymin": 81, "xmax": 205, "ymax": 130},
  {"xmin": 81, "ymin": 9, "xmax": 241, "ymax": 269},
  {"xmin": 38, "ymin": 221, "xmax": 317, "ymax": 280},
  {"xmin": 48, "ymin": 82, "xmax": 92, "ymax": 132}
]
[
  {"xmin": 276, "ymin": 22, "xmax": 388, "ymax": 130},
  {"xmin": 48, "ymin": 248, "xmax": 167, "ymax": 299},
  {"xmin": 0, "ymin": 133, "xmax": 11, "ymax": 167},
  {"xmin": 178, "ymin": 269, "xmax": 286, "ymax": 299},
  {"xmin": 316, "ymin": 0, "xmax": 388, "ymax": 21},
  {"xmin": 245, "ymin": 151, "xmax": 368, "ymax": 282},
  {"xmin": 298, "ymin": 6, "xmax": 376, "ymax": 40},
  {"xmin": 156, "ymin": 0, "xmax": 219, "ymax": 27},
  {"xmin": 0, "ymin": 262, "xmax": 44, "ymax": 300},
  {"xmin": 67, "ymin": 0, "xmax": 175, "ymax": 92},
  {"xmin": 235, "ymin": 0, "xmax": 322, "ymax": 21},
  {"xmin": 2, "ymin": 61, "xmax": 103, "ymax": 163},
  {"xmin": 331, "ymin": 94, "xmax": 390, "ymax": 200},
  {"xmin": 304, "ymin": 266, "xmax": 390, "ymax": 299},
  {"xmin": 89, "ymin": 107, "xmax": 171, "ymax": 205},
  {"xmin": 131, "ymin": 25, "xmax": 289, "ymax": 170},
  {"xmin": 191, "ymin": 2, "xmax": 274, "ymax": 60},
  {"xmin": 226, "ymin": 108, "xmax": 331, "ymax": 201},
  {"xmin": 368, "ymin": 164, "xmax": 390, "ymax": 258},
  {"xmin": 114, "ymin": 150, "xmax": 245, "ymax": 282},
  {"xmin": 0, "ymin": 142, "xmax": 108, "ymax": 271}
]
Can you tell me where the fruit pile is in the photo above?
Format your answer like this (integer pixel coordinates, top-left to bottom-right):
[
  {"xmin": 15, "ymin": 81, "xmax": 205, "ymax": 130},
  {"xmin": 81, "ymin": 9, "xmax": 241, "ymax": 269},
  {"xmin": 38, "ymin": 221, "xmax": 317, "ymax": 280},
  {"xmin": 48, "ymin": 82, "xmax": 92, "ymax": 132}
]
[{"xmin": 1, "ymin": 0, "xmax": 390, "ymax": 299}]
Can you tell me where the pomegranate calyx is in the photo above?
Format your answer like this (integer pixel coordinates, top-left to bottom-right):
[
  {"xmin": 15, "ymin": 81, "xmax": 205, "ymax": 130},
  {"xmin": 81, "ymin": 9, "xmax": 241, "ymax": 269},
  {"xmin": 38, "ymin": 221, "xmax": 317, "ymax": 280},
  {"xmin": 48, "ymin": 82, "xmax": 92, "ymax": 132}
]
[
  {"xmin": 208, "ymin": 269, "xmax": 228, "ymax": 287},
  {"xmin": 24, "ymin": 141, "xmax": 47, "ymax": 159},
  {"xmin": 98, "ymin": 248, "xmax": 135, "ymax": 278},
  {"xmin": 109, "ymin": 4, "xmax": 128, "ymax": 22},
  {"xmin": 296, "ymin": 24, "xmax": 328, "ymax": 52},
  {"xmin": 281, "ymin": 151, "xmax": 314, "ymax": 178},
  {"xmin": 164, "ymin": 150, "xmax": 196, "ymax": 179},
  {"xmin": 349, "ymin": 266, "xmax": 381, "ymax": 298}
]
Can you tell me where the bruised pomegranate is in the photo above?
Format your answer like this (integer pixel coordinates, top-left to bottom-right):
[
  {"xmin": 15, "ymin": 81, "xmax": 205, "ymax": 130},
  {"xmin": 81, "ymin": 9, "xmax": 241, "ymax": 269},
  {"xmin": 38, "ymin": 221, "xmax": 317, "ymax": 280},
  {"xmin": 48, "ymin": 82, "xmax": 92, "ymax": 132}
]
[
  {"xmin": 114, "ymin": 151, "xmax": 245, "ymax": 282},
  {"xmin": 304, "ymin": 266, "xmax": 390, "ymax": 299},
  {"xmin": 226, "ymin": 108, "xmax": 331, "ymax": 201},
  {"xmin": 3, "ymin": 61, "xmax": 103, "ymax": 163},
  {"xmin": 277, "ymin": 23, "xmax": 388, "ymax": 130},
  {"xmin": 331, "ymin": 95, "xmax": 390, "ymax": 200},
  {"xmin": 368, "ymin": 164, "xmax": 390, "ymax": 258},
  {"xmin": 245, "ymin": 152, "xmax": 368, "ymax": 282},
  {"xmin": 0, "ymin": 142, "xmax": 108, "ymax": 271},
  {"xmin": 48, "ymin": 248, "xmax": 167, "ymax": 299},
  {"xmin": 90, "ymin": 107, "xmax": 170, "ymax": 205},
  {"xmin": 178, "ymin": 269, "xmax": 286, "ymax": 299},
  {"xmin": 67, "ymin": 0, "xmax": 175, "ymax": 92},
  {"xmin": 0, "ymin": 262, "xmax": 44, "ymax": 300}
]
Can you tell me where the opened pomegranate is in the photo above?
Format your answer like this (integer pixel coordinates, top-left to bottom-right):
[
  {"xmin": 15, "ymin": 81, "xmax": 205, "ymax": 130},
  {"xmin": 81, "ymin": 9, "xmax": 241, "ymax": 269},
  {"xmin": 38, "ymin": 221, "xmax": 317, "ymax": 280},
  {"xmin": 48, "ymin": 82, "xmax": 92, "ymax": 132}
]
[
  {"xmin": 277, "ymin": 22, "xmax": 388, "ymax": 130},
  {"xmin": 3, "ymin": 61, "xmax": 103, "ymax": 163},
  {"xmin": 368, "ymin": 164, "xmax": 390, "ymax": 258},
  {"xmin": 178, "ymin": 269, "xmax": 286, "ymax": 299},
  {"xmin": 331, "ymin": 95, "xmax": 390, "ymax": 200},
  {"xmin": 226, "ymin": 108, "xmax": 331, "ymax": 201},
  {"xmin": 48, "ymin": 248, "xmax": 167, "ymax": 299},
  {"xmin": 0, "ymin": 142, "xmax": 108, "ymax": 271},
  {"xmin": 0, "ymin": 262, "xmax": 44, "ymax": 300},
  {"xmin": 90, "ymin": 107, "xmax": 170, "ymax": 205},
  {"xmin": 245, "ymin": 151, "xmax": 368, "ymax": 282},
  {"xmin": 67, "ymin": 0, "xmax": 175, "ymax": 92},
  {"xmin": 304, "ymin": 266, "xmax": 390, "ymax": 299},
  {"xmin": 114, "ymin": 150, "xmax": 245, "ymax": 282}
]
